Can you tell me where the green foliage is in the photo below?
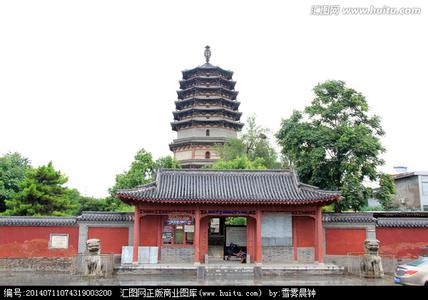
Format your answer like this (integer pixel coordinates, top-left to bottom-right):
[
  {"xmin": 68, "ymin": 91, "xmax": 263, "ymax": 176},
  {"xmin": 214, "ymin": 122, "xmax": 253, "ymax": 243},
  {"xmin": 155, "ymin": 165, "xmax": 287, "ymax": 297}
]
[
  {"xmin": 0, "ymin": 152, "xmax": 32, "ymax": 212},
  {"xmin": 108, "ymin": 149, "xmax": 180, "ymax": 211},
  {"xmin": 210, "ymin": 156, "xmax": 266, "ymax": 170},
  {"xmin": 321, "ymin": 203, "xmax": 335, "ymax": 212},
  {"xmin": 3, "ymin": 162, "xmax": 75, "ymax": 216},
  {"xmin": 212, "ymin": 115, "xmax": 281, "ymax": 169},
  {"xmin": 79, "ymin": 197, "xmax": 110, "ymax": 212},
  {"xmin": 0, "ymin": 150, "xmax": 177, "ymax": 216},
  {"xmin": 73, "ymin": 195, "xmax": 134, "ymax": 215},
  {"xmin": 110, "ymin": 150, "xmax": 180, "ymax": 196},
  {"xmin": 218, "ymin": 138, "xmax": 246, "ymax": 162},
  {"xmin": 276, "ymin": 80, "xmax": 389, "ymax": 212},
  {"xmin": 360, "ymin": 205, "xmax": 384, "ymax": 212},
  {"xmin": 99, "ymin": 196, "xmax": 134, "ymax": 212},
  {"xmin": 66, "ymin": 188, "xmax": 110, "ymax": 215},
  {"xmin": 339, "ymin": 173, "xmax": 371, "ymax": 212},
  {"xmin": 155, "ymin": 156, "xmax": 181, "ymax": 169},
  {"xmin": 109, "ymin": 149, "xmax": 156, "ymax": 196},
  {"xmin": 225, "ymin": 217, "xmax": 247, "ymax": 225},
  {"xmin": 375, "ymin": 173, "xmax": 397, "ymax": 210}
]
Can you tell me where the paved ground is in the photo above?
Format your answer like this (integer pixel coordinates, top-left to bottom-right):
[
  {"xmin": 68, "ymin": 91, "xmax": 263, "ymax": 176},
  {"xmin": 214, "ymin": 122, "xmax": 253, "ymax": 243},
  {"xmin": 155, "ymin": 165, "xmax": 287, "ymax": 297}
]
[{"xmin": 0, "ymin": 272, "xmax": 396, "ymax": 286}]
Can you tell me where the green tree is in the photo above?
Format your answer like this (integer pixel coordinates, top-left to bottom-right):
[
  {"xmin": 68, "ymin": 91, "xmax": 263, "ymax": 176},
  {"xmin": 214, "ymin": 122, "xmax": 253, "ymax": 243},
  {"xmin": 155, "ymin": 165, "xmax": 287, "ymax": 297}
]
[
  {"xmin": 375, "ymin": 173, "xmax": 396, "ymax": 210},
  {"xmin": 109, "ymin": 149, "xmax": 157, "ymax": 196},
  {"xmin": 213, "ymin": 115, "xmax": 280, "ymax": 169},
  {"xmin": 75, "ymin": 196, "xmax": 110, "ymax": 214},
  {"xmin": 3, "ymin": 161, "xmax": 74, "ymax": 216},
  {"xmin": 276, "ymin": 80, "xmax": 390, "ymax": 212},
  {"xmin": 108, "ymin": 150, "xmax": 180, "ymax": 211},
  {"xmin": 210, "ymin": 156, "xmax": 266, "ymax": 170},
  {"xmin": 109, "ymin": 150, "xmax": 180, "ymax": 196},
  {"xmin": 64, "ymin": 188, "xmax": 110, "ymax": 215},
  {"xmin": 155, "ymin": 156, "xmax": 181, "ymax": 169},
  {"xmin": 0, "ymin": 152, "xmax": 32, "ymax": 212},
  {"xmin": 225, "ymin": 217, "xmax": 247, "ymax": 225}
]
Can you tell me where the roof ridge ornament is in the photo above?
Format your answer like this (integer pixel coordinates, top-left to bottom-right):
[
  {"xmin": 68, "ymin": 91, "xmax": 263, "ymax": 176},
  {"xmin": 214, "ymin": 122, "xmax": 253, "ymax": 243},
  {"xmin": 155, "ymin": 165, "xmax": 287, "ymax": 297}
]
[{"xmin": 204, "ymin": 45, "xmax": 211, "ymax": 63}]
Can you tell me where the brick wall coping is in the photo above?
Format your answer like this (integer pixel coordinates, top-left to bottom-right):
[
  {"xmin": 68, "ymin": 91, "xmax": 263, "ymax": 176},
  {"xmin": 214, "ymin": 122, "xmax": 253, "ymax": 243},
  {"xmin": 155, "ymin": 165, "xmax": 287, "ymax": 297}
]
[
  {"xmin": 323, "ymin": 212, "xmax": 428, "ymax": 227},
  {"xmin": 1, "ymin": 211, "xmax": 428, "ymax": 227}
]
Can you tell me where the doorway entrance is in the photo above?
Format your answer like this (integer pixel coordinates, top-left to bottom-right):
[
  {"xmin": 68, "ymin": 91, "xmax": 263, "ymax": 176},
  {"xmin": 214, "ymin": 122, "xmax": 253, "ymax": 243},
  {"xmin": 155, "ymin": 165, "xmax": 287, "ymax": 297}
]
[{"xmin": 207, "ymin": 217, "xmax": 247, "ymax": 262}]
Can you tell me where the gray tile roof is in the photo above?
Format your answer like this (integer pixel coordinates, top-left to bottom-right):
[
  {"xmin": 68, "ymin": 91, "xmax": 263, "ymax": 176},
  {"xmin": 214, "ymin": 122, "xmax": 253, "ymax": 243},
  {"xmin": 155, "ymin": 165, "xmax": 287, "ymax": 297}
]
[
  {"xmin": 323, "ymin": 213, "xmax": 375, "ymax": 223},
  {"xmin": 323, "ymin": 212, "xmax": 428, "ymax": 227},
  {"xmin": 0, "ymin": 216, "xmax": 77, "ymax": 226},
  {"xmin": 0, "ymin": 213, "xmax": 133, "ymax": 226},
  {"xmin": 78, "ymin": 211, "xmax": 133, "ymax": 222},
  {"xmin": 1, "ymin": 211, "xmax": 427, "ymax": 227},
  {"xmin": 376, "ymin": 218, "xmax": 428, "ymax": 228},
  {"xmin": 116, "ymin": 169, "xmax": 341, "ymax": 205},
  {"xmin": 182, "ymin": 64, "xmax": 233, "ymax": 77},
  {"xmin": 373, "ymin": 212, "xmax": 428, "ymax": 218}
]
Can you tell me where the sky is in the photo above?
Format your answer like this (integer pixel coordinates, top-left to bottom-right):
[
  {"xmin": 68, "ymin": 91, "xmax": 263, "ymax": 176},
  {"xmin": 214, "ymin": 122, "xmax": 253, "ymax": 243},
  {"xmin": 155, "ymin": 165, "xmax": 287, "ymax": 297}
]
[{"xmin": 1, "ymin": 0, "xmax": 427, "ymax": 198}]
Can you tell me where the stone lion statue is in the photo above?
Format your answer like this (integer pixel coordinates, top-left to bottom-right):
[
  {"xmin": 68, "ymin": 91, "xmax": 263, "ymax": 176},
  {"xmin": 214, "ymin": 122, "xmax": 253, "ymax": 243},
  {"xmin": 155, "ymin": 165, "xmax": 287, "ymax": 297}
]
[
  {"xmin": 85, "ymin": 239, "xmax": 103, "ymax": 276},
  {"xmin": 360, "ymin": 239, "xmax": 384, "ymax": 278}
]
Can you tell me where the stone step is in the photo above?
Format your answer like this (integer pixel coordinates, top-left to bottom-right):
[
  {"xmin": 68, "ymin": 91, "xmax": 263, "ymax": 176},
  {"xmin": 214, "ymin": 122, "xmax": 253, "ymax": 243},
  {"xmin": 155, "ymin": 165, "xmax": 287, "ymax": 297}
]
[
  {"xmin": 206, "ymin": 255, "xmax": 245, "ymax": 264},
  {"xmin": 114, "ymin": 263, "xmax": 344, "ymax": 278},
  {"xmin": 205, "ymin": 265, "xmax": 255, "ymax": 278}
]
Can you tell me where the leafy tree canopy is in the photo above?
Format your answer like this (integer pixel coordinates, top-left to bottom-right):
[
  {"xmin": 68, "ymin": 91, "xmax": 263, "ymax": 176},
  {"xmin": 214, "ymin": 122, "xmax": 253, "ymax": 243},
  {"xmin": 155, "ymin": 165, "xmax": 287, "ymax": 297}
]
[
  {"xmin": 3, "ymin": 161, "xmax": 75, "ymax": 216},
  {"xmin": 210, "ymin": 155, "xmax": 266, "ymax": 170},
  {"xmin": 0, "ymin": 150, "xmax": 181, "ymax": 215},
  {"xmin": 155, "ymin": 155, "xmax": 181, "ymax": 169},
  {"xmin": 0, "ymin": 152, "xmax": 31, "ymax": 212},
  {"xmin": 109, "ymin": 149, "xmax": 180, "ymax": 195},
  {"xmin": 212, "ymin": 115, "xmax": 281, "ymax": 169},
  {"xmin": 109, "ymin": 149, "xmax": 156, "ymax": 196},
  {"xmin": 106, "ymin": 149, "xmax": 180, "ymax": 211},
  {"xmin": 375, "ymin": 173, "xmax": 396, "ymax": 210},
  {"xmin": 276, "ymin": 80, "xmax": 394, "ymax": 212},
  {"xmin": 65, "ymin": 188, "xmax": 111, "ymax": 215}
]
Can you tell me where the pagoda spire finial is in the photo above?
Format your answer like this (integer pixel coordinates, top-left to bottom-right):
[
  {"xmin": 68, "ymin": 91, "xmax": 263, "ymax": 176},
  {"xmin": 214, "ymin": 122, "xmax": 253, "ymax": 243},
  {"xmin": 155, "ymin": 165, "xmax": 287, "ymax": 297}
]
[{"xmin": 204, "ymin": 45, "xmax": 211, "ymax": 63}]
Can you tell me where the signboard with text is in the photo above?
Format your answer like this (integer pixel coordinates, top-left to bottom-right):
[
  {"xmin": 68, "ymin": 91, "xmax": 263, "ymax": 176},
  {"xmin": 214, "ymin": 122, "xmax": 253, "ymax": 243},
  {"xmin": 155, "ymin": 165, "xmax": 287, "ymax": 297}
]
[{"xmin": 166, "ymin": 215, "xmax": 193, "ymax": 225}]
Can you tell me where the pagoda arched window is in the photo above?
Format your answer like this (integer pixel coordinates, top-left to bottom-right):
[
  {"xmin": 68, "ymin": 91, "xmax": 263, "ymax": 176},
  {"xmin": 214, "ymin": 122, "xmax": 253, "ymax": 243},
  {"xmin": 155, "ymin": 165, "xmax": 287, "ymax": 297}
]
[
  {"xmin": 205, "ymin": 151, "xmax": 211, "ymax": 159},
  {"xmin": 206, "ymin": 129, "xmax": 210, "ymax": 136}
]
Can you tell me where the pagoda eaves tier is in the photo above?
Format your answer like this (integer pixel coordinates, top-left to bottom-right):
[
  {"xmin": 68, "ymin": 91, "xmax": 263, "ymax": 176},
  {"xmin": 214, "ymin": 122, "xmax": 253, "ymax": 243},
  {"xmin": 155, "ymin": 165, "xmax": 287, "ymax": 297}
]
[{"xmin": 170, "ymin": 47, "xmax": 243, "ymax": 168}]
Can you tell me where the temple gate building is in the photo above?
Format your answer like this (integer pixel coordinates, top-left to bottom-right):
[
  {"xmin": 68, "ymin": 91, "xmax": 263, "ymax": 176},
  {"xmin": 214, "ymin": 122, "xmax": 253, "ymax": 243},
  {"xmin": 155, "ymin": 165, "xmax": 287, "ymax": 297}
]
[
  {"xmin": 169, "ymin": 46, "xmax": 243, "ymax": 168},
  {"xmin": 116, "ymin": 169, "xmax": 341, "ymax": 264}
]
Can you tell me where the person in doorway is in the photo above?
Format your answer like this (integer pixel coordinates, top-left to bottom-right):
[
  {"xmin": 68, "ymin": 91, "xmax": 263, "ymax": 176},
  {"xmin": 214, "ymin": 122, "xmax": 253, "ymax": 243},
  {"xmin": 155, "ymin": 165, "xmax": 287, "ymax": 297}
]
[{"xmin": 227, "ymin": 242, "xmax": 247, "ymax": 263}]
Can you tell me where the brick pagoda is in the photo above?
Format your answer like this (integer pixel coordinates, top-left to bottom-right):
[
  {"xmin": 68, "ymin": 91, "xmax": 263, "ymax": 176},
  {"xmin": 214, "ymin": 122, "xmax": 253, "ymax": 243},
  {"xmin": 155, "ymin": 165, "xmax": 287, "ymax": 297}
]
[{"xmin": 169, "ymin": 46, "xmax": 243, "ymax": 168}]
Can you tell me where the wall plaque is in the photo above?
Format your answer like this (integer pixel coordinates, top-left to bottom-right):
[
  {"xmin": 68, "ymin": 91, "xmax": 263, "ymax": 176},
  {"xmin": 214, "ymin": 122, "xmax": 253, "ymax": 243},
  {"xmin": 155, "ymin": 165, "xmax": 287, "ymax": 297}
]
[{"xmin": 49, "ymin": 234, "xmax": 69, "ymax": 249}]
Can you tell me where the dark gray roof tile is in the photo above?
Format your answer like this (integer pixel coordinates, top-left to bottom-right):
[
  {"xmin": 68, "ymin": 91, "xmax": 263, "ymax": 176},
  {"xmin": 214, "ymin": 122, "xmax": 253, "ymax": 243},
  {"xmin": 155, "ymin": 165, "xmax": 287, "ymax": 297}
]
[
  {"xmin": 78, "ymin": 212, "xmax": 133, "ymax": 222},
  {"xmin": 376, "ymin": 217, "xmax": 428, "ymax": 228},
  {"xmin": 117, "ymin": 169, "xmax": 341, "ymax": 205},
  {"xmin": 0, "ymin": 216, "xmax": 77, "ymax": 227},
  {"xmin": 323, "ymin": 213, "xmax": 375, "ymax": 223}
]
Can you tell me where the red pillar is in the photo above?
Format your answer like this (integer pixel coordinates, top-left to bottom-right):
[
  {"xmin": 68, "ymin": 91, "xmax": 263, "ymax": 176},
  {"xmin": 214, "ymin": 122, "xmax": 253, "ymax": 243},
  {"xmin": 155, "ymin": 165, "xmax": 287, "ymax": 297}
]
[
  {"xmin": 255, "ymin": 209, "xmax": 262, "ymax": 263},
  {"xmin": 194, "ymin": 208, "xmax": 201, "ymax": 263},
  {"xmin": 133, "ymin": 204, "xmax": 140, "ymax": 264},
  {"xmin": 292, "ymin": 217, "xmax": 298, "ymax": 261},
  {"xmin": 315, "ymin": 206, "xmax": 323, "ymax": 263}
]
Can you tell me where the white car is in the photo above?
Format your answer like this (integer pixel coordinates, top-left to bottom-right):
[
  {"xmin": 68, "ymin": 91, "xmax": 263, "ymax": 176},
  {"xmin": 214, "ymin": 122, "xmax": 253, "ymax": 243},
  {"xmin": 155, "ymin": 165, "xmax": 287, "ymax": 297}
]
[{"xmin": 394, "ymin": 257, "xmax": 428, "ymax": 286}]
